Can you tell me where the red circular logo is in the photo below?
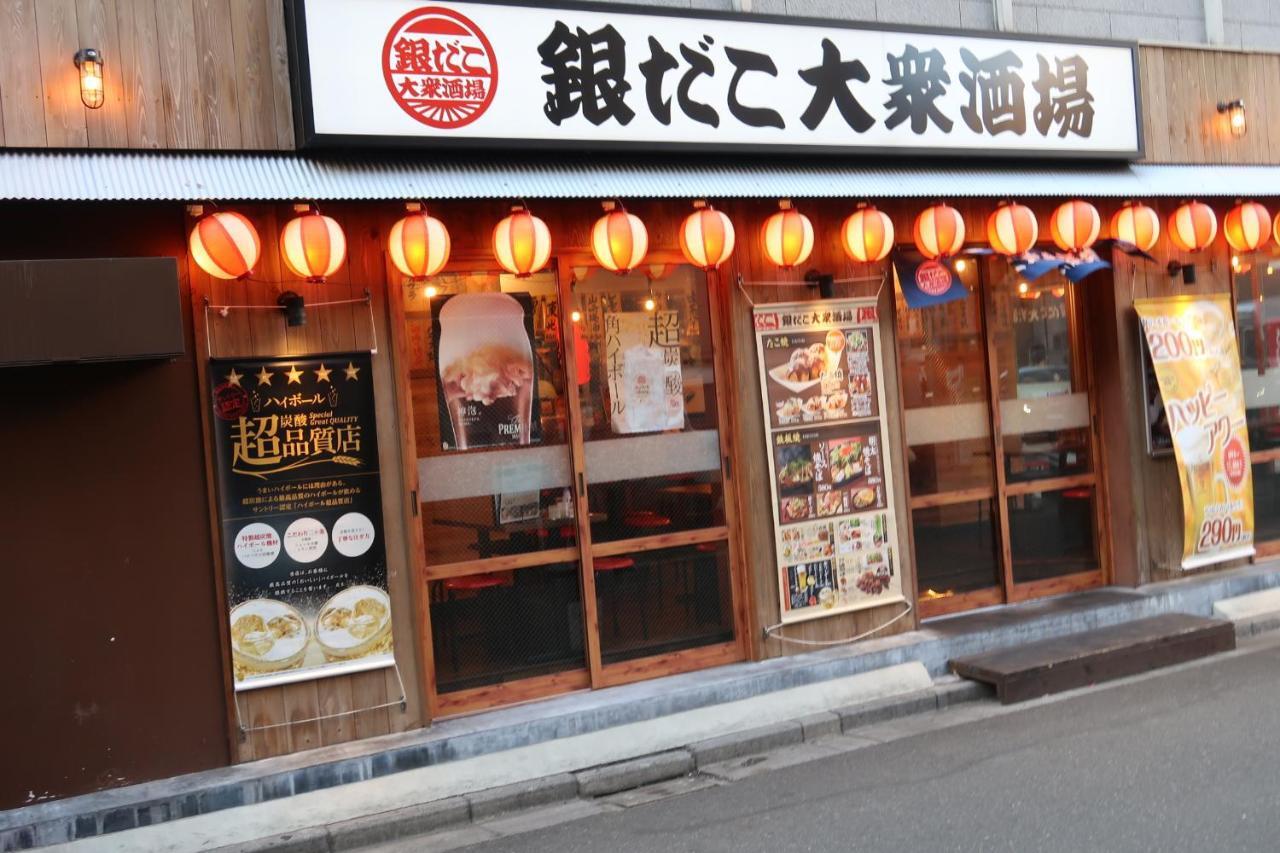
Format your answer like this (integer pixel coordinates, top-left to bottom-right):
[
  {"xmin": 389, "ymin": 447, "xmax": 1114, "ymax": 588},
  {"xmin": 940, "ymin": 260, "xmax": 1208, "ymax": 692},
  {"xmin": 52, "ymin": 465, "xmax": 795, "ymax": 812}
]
[
  {"xmin": 213, "ymin": 382, "xmax": 249, "ymax": 421},
  {"xmin": 916, "ymin": 261, "xmax": 953, "ymax": 297},
  {"xmin": 1224, "ymin": 436, "xmax": 1247, "ymax": 488},
  {"xmin": 383, "ymin": 7, "xmax": 498, "ymax": 129}
]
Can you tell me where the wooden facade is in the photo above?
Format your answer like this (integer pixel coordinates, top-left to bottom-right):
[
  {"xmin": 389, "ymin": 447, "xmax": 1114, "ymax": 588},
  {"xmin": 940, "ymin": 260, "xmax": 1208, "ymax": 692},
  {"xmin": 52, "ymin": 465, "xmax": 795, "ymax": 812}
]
[{"xmin": 0, "ymin": 4, "xmax": 1277, "ymax": 166}]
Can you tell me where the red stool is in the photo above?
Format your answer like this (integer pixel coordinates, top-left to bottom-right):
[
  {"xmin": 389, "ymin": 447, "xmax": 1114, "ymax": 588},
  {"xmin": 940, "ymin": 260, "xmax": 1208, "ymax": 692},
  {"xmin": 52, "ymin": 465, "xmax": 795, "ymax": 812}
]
[
  {"xmin": 441, "ymin": 573, "xmax": 507, "ymax": 671},
  {"xmin": 593, "ymin": 556, "xmax": 646, "ymax": 638},
  {"xmin": 624, "ymin": 510, "xmax": 671, "ymax": 529}
]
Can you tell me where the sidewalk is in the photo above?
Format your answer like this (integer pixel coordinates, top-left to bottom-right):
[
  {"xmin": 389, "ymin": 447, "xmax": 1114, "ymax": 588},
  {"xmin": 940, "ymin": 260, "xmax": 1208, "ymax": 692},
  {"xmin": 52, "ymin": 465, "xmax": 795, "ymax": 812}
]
[{"xmin": 5, "ymin": 561, "xmax": 1278, "ymax": 852}]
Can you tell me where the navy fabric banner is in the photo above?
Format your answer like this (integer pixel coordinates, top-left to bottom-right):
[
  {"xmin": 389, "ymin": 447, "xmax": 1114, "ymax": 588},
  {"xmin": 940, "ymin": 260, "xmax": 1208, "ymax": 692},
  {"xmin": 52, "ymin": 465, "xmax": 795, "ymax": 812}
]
[
  {"xmin": 892, "ymin": 250, "xmax": 970, "ymax": 309},
  {"xmin": 1012, "ymin": 247, "xmax": 1112, "ymax": 283}
]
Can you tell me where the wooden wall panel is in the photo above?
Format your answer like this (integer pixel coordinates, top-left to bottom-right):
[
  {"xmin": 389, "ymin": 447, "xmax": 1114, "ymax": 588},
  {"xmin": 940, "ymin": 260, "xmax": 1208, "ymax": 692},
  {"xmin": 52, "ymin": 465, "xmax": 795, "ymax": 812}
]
[
  {"xmin": 1139, "ymin": 45, "xmax": 1280, "ymax": 165},
  {"xmin": 0, "ymin": 0, "xmax": 295, "ymax": 151},
  {"xmin": 35, "ymin": 0, "xmax": 88, "ymax": 147},
  {"xmin": 188, "ymin": 202, "xmax": 424, "ymax": 762},
  {"xmin": 77, "ymin": 0, "xmax": 128, "ymax": 146},
  {"xmin": 114, "ymin": 0, "xmax": 164, "ymax": 147}
]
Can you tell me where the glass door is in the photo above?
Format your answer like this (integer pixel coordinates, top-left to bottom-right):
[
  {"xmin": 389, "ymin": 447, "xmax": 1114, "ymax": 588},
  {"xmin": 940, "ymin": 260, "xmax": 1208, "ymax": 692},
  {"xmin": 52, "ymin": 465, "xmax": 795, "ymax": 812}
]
[
  {"xmin": 406, "ymin": 267, "xmax": 589, "ymax": 715},
  {"xmin": 399, "ymin": 254, "xmax": 744, "ymax": 714},
  {"xmin": 896, "ymin": 261, "xmax": 1003, "ymax": 616},
  {"xmin": 985, "ymin": 262, "xmax": 1104, "ymax": 599},
  {"xmin": 898, "ymin": 257, "xmax": 1106, "ymax": 618},
  {"xmin": 1230, "ymin": 262, "xmax": 1280, "ymax": 553},
  {"xmin": 564, "ymin": 256, "xmax": 741, "ymax": 686}
]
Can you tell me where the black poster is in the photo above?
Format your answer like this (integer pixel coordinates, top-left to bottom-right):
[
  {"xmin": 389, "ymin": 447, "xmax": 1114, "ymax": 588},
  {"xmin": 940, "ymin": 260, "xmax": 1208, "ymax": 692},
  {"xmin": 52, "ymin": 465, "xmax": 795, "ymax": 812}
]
[
  {"xmin": 209, "ymin": 353, "xmax": 394, "ymax": 690},
  {"xmin": 431, "ymin": 291, "xmax": 541, "ymax": 450}
]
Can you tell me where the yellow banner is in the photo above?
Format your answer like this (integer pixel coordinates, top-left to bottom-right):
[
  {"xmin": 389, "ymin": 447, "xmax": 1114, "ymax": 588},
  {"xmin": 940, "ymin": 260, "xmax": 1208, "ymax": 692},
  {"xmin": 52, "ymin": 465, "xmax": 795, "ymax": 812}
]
[{"xmin": 1134, "ymin": 295, "xmax": 1254, "ymax": 569}]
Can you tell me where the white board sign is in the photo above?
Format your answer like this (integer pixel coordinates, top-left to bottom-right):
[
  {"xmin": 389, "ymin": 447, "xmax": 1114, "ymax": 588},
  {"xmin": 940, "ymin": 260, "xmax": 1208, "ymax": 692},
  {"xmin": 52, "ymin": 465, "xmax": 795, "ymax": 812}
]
[{"xmin": 288, "ymin": 0, "xmax": 1142, "ymax": 157}]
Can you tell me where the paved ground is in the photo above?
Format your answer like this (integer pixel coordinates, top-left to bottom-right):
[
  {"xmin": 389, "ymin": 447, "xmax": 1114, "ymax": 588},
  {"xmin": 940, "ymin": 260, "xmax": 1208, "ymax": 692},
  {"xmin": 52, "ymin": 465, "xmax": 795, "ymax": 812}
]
[{"xmin": 382, "ymin": 633, "xmax": 1280, "ymax": 853}]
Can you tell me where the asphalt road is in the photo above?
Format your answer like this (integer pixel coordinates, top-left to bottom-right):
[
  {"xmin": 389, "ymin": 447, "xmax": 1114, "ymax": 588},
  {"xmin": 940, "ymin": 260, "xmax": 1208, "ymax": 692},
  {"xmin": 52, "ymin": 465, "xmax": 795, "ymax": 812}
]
[{"xmin": 459, "ymin": 638, "xmax": 1280, "ymax": 853}]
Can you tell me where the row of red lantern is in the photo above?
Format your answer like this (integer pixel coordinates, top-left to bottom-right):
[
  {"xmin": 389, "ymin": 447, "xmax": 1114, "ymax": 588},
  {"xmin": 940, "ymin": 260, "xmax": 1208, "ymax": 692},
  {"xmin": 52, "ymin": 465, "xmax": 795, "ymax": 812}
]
[{"xmin": 189, "ymin": 199, "xmax": 1276, "ymax": 284}]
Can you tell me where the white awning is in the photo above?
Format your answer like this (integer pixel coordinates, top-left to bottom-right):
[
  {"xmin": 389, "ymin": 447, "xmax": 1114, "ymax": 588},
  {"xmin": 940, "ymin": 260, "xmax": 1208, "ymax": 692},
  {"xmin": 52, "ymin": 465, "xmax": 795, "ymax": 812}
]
[{"xmin": 2, "ymin": 150, "xmax": 1279, "ymax": 202}]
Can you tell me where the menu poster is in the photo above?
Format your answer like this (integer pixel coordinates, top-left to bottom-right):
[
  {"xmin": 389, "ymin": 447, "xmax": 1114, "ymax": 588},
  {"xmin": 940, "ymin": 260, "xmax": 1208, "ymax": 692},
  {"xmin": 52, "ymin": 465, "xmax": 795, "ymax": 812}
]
[
  {"xmin": 759, "ymin": 325, "xmax": 877, "ymax": 429},
  {"xmin": 604, "ymin": 310, "xmax": 685, "ymax": 434},
  {"xmin": 209, "ymin": 353, "xmax": 394, "ymax": 691},
  {"xmin": 754, "ymin": 298, "xmax": 906, "ymax": 623},
  {"xmin": 1134, "ymin": 295, "xmax": 1255, "ymax": 570},
  {"xmin": 431, "ymin": 292, "xmax": 542, "ymax": 451}
]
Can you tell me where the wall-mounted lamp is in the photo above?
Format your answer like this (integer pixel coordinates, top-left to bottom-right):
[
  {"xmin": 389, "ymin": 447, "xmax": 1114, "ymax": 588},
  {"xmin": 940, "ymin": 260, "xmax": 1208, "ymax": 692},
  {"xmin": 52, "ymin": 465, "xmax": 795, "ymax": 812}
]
[
  {"xmin": 803, "ymin": 270, "xmax": 835, "ymax": 299},
  {"xmin": 1218, "ymin": 99, "xmax": 1246, "ymax": 138},
  {"xmin": 73, "ymin": 48, "xmax": 104, "ymax": 109},
  {"xmin": 1167, "ymin": 260, "xmax": 1197, "ymax": 285},
  {"xmin": 277, "ymin": 291, "xmax": 307, "ymax": 327}
]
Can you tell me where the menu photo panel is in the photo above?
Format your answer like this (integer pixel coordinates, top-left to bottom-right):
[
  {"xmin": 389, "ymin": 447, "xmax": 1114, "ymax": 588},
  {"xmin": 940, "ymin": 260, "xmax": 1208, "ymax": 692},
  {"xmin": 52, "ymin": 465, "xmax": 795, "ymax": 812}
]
[{"xmin": 754, "ymin": 299, "xmax": 906, "ymax": 624}]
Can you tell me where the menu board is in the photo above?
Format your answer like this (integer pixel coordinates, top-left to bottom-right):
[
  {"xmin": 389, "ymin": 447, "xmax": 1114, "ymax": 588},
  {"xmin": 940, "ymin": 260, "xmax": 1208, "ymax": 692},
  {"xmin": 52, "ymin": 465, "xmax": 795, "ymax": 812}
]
[
  {"xmin": 210, "ymin": 353, "xmax": 395, "ymax": 690},
  {"xmin": 754, "ymin": 299, "xmax": 906, "ymax": 624}
]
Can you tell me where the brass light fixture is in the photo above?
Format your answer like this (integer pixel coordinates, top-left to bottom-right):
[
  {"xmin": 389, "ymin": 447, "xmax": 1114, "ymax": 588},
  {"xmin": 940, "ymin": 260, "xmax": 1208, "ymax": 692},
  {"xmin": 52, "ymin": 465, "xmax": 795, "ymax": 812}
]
[
  {"xmin": 73, "ymin": 48, "xmax": 104, "ymax": 109},
  {"xmin": 1218, "ymin": 99, "xmax": 1246, "ymax": 138}
]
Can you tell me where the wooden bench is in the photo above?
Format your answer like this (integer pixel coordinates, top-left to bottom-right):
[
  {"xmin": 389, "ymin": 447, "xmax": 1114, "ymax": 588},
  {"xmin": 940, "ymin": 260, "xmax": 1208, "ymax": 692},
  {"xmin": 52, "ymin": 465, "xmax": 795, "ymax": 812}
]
[{"xmin": 950, "ymin": 613, "xmax": 1236, "ymax": 704}]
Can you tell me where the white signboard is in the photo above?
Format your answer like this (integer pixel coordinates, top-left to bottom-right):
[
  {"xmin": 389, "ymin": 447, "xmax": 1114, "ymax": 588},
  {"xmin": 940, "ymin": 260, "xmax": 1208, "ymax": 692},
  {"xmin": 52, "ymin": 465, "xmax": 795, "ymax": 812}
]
[
  {"xmin": 289, "ymin": 0, "xmax": 1142, "ymax": 157},
  {"xmin": 604, "ymin": 310, "xmax": 685, "ymax": 434}
]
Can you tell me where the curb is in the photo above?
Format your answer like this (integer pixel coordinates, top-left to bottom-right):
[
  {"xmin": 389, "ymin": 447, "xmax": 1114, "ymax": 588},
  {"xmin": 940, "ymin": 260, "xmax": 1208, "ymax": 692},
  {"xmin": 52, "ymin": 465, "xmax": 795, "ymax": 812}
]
[{"xmin": 211, "ymin": 678, "xmax": 994, "ymax": 853}]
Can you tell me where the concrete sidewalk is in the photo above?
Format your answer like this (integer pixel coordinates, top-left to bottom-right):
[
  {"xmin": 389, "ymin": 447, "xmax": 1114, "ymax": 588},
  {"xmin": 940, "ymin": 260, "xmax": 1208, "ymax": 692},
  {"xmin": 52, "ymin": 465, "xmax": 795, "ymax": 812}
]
[{"xmin": 5, "ymin": 561, "xmax": 1280, "ymax": 851}]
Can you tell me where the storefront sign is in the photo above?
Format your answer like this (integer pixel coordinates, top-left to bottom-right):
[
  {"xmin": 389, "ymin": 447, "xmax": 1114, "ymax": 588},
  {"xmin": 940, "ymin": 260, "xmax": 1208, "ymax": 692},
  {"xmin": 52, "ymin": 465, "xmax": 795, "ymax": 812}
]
[
  {"xmin": 432, "ymin": 292, "xmax": 541, "ymax": 450},
  {"xmin": 1134, "ymin": 296, "xmax": 1255, "ymax": 569},
  {"xmin": 210, "ymin": 354, "xmax": 395, "ymax": 690},
  {"xmin": 604, "ymin": 310, "xmax": 684, "ymax": 434},
  {"xmin": 289, "ymin": 0, "xmax": 1141, "ymax": 158},
  {"xmin": 753, "ymin": 299, "xmax": 906, "ymax": 623}
]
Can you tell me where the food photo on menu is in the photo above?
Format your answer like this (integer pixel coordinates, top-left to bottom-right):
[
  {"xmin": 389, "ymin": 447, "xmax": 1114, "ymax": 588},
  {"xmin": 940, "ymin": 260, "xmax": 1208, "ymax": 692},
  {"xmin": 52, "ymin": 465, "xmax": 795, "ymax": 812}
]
[
  {"xmin": 776, "ymin": 444, "xmax": 816, "ymax": 493},
  {"xmin": 764, "ymin": 327, "xmax": 877, "ymax": 429}
]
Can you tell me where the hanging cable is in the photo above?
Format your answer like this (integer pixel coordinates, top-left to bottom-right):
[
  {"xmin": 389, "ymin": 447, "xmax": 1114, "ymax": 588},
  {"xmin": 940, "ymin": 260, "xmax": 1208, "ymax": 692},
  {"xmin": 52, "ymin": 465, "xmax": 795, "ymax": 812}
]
[{"xmin": 762, "ymin": 600, "xmax": 913, "ymax": 647}]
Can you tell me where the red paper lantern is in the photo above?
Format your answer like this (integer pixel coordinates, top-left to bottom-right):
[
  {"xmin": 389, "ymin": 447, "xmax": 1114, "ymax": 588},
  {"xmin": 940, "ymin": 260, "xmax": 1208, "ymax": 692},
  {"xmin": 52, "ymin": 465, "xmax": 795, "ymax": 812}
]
[
  {"xmin": 914, "ymin": 203, "xmax": 965, "ymax": 259},
  {"xmin": 841, "ymin": 205, "xmax": 895, "ymax": 263},
  {"xmin": 986, "ymin": 202, "xmax": 1038, "ymax": 256},
  {"xmin": 591, "ymin": 207, "xmax": 649, "ymax": 273},
  {"xmin": 280, "ymin": 212, "xmax": 346, "ymax": 282},
  {"xmin": 762, "ymin": 203, "xmax": 814, "ymax": 269},
  {"xmin": 1224, "ymin": 201, "xmax": 1271, "ymax": 252},
  {"xmin": 1169, "ymin": 201, "xmax": 1218, "ymax": 253},
  {"xmin": 1049, "ymin": 200, "xmax": 1101, "ymax": 252},
  {"xmin": 1110, "ymin": 202, "xmax": 1160, "ymax": 253},
  {"xmin": 679, "ymin": 205, "xmax": 735, "ymax": 271},
  {"xmin": 389, "ymin": 211, "xmax": 451, "ymax": 279},
  {"xmin": 492, "ymin": 206, "xmax": 552, "ymax": 277},
  {"xmin": 189, "ymin": 211, "xmax": 260, "ymax": 280}
]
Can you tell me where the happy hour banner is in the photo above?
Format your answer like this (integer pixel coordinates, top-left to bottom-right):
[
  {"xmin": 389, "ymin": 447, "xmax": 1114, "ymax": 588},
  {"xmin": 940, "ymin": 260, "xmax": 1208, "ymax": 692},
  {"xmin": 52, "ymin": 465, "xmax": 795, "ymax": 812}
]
[
  {"xmin": 1134, "ymin": 296, "xmax": 1255, "ymax": 570},
  {"xmin": 210, "ymin": 353, "xmax": 395, "ymax": 691}
]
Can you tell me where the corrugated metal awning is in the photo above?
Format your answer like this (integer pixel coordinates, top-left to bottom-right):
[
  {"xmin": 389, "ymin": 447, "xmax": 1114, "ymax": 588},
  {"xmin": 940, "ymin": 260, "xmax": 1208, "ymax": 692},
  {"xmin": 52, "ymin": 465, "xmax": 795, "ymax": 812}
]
[{"xmin": 2, "ymin": 150, "xmax": 1279, "ymax": 202}]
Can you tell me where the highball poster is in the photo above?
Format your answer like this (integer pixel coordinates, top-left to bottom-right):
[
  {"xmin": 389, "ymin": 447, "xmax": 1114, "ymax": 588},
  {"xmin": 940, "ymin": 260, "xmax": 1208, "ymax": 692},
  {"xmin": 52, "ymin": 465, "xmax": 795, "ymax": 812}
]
[
  {"xmin": 210, "ymin": 353, "xmax": 394, "ymax": 690},
  {"xmin": 1135, "ymin": 295, "xmax": 1255, "ymax": 569}
]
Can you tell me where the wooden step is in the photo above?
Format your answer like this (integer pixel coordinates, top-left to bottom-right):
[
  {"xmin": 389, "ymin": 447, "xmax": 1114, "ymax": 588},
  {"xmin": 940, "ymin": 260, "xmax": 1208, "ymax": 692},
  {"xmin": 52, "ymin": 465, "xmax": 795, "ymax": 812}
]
[{"xmin": 950, "ymin": 613, "xmax": 1235, "ymax": 704}]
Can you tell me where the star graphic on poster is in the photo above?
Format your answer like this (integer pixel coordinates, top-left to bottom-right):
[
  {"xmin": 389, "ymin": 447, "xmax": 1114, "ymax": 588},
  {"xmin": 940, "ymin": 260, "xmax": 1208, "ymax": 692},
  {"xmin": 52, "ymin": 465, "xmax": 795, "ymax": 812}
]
[
  {"xmin": 314, "ymin": 364, "xmax": 333, "ymax": 383},
  {"xmin": 344, "ymin": 361, "xmax": 361, "ymax": 381},
  {"xmin": 255, "ymin": 366, "xmax": 274, "ymax": 386},
  {"xmin": 225, "ymin": 368, "xmax": 243, "ymax": 387},
  {"xmin": 285, "ymin": 365, "xmax": 304, "ymax": 384}
]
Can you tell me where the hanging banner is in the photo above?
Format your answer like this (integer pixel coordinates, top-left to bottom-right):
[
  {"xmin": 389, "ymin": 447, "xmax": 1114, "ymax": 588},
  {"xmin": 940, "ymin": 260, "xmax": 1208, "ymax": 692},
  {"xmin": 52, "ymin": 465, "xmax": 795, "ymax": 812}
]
[
  {"xmin": 893, "ymin": 250, "xmax": 968, "ymax": 309},
  {"xmin": 753, "ymin": 299, "xmax": 905, "ymax": 623},
  {"xmin": 1134, "ymin": 296, "xmax": 1255, "ymax": 570},
  {"xmin": 432, "ymin": 291, "xmax": 541, "ymax": 450},
  {"xmin": 604, "ymin": 310, "xmax": 685, "ymax": 434},
  {"xmin": 210, "ymin": 353, "xmax": 395, "ymax": 691},
  {"xmin": 1012, "ymin": 247, "xmax": 1111, "ymax": 282},
  {"xmin": 288, "ymin": 0, "xmax": 1142, "ymax": 158}
]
